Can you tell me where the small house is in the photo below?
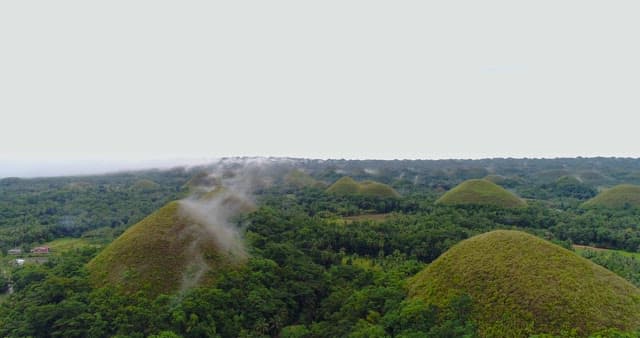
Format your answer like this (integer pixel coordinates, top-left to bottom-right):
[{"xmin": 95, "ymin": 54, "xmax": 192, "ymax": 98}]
[
  {"xmin": 30, "ymin": 246, "xmax": 50, "ymax": 254},
  {"xmin": 15, "ymin": 258, "xmax": 25, "ymax": 266}
]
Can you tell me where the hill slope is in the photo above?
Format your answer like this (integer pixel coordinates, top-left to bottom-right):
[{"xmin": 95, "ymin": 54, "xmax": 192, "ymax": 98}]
[
  {"xmin": 132, "ymin": 179, "xmax": 160, "ymax": 191},
  {"xmin": 284, "ymin": 169, "xmax": 322, "ymax": 188},
  {"xmin": 87, "ymin": 196, "xmax": 248, "ymax": 297},
  {"xmin": 436, "ymin": 179, "xmax": 525, "ymax": 208},
  {"xmin": 326, "ymin": 176, "xmax": 360, "ymax": 195},
  {"xmin": 583, "ymin": 184, "xmax": 640, "ymax": 209},
  {"xmin": 408, "ymin": 230, "xmax": 640, "ymax": 336},
  {"xmin": 326, "ymin": 176, "xmax": 399, "ymax": 197}
]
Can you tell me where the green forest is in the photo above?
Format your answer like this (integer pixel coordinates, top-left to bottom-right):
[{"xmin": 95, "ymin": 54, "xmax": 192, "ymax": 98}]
[{"xmin": 2, "ymin": 158, "xmax": 640, "ymax": 337}]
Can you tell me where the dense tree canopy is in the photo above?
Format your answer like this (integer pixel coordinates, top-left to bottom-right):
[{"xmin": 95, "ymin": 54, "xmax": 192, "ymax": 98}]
[{"xmin": 2, "ymin": 158, "xmax": 640, "ymax": 337}]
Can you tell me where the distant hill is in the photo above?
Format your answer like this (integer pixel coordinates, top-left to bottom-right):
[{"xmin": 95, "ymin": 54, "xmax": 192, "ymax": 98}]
[
  {"xmin": 536, "ymin": 169, "xmax": 572, "ymax": 183},
  {"xmin": 483, "ymin": 174, "xmax": 508, "ymax": 184},
  {"xmin": 436, "ymin": 179, "xmax": 525, "ymax": 208},
  {"xmin": 63, "ymin": 181, "xmax": 92, "ymax": 191},
  {"xmin": 583, "ymin": 184, "xmax": 640, "ymax": 209},
  {"xmin": 358, "ymin": 181, "xmax": 400, "ymax": 197},
  {"xmin": 284, "ymin": 169, "xmax": 323, "ymax": 188},
  {"xmin": 132, "ymin": 179, "xmax": 160, "ymax": 191},
  {"xmin": 184, "ymin": 171, "xmax": 218, "ymax": 190},
  {"xmin": 578, "ymin": 170, "xmax": 607, "ymax": 183},
  {"xmin": 326, "ymin": 176, "xmax": 400, "ymax": 197},
  {"xmin": 326, "ymin": 176, "xmax": 360, "ymax": 194},
  {"xmin": 483, "ymin": 174, "xmax": 522, "ymax": 188},
  {"xmin": 87, "ymin": 192, "xmax": 251, "ymax": 297},
  {"xmin": 408, "ymin": 230, "xmax": 640, "ymax": 336}
]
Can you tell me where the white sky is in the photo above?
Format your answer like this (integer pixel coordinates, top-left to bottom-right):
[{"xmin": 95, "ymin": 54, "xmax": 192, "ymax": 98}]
[{"xmin": 1, "ymin": 1, "xmax": 639, "ymax": 177}]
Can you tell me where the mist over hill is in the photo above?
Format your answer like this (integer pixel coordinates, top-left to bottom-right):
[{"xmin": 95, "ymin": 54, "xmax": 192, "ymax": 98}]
[{"xmin": 4, "ymin": 157, "xmax": 640, "ymax": 336}]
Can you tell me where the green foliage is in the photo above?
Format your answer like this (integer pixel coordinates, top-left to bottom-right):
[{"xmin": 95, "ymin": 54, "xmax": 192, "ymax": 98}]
[
  {"xmin": 551, "ymin": 208, "xmax": 640, "ymax": 251},
  {"xmin": 44, "ymin": 238, "xmax": 101, "ymax": 254},
  {"xmin": 86, "ymin": 201, "xmax": 233, "ymax": 297},
  {"xmin": 579, "ymin": 249, "xmax": 640, "ymax": 287},
  {"xmin": 408, "ymin": 230, "xmax": 640, "ymax": 336},
  {"xmin": 382, "ymin": 295, "xmax": 476, "ymax": 337},
  {"xmin": 358, "ymin": 181, "xmax": 401, "ymax": 198},
  {"xmin": 0, "ymin": 274, "xmax": 7, "ymax": 294},
  {"xmin": 280, "ymin": 325, "xmax": 311, "ymax": 338},
  {"xmin": 327, "ymin": 177, "xmax": 400, "ymax": 198},
  {"xmin": 0, "ymin": 169, "xmax": 189, "ymax": 252},
  {"xmin": 132, "ymin": 179, "xmax": 161, "ymax": 192},
  {"xmin": 436, "ymin": 179, "xmax": 526, "ymax": 208},
  {"xmin": 588, "ymin": 328, "xmax": 640, "ymax": 337},
  {"xmin": 583, "ymin": 185, "xmax": 640, "ymax": 209},
  {"xmin": 552, "ymin": 176, "xmax": 597, "ymax": 199},
  {"xmin": 148, "ymin": 332, "xmax": 184, "ymax": 338},
  {"xmin": 326, "ymin": 177, "xmax": 361, "ymax": 195},
  {"xmin": 523, "ymin": 176, "xmax": 598, "ymax": 201},
  {"xmin": 4, "ymin": 159, "xmax": 640, "ymax": 336},
  {"xmin": 284, "ymin": 170, "xmax": 322, "ymax": 189}
]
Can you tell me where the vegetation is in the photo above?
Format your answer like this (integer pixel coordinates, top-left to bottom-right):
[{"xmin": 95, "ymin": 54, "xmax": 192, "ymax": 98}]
[
  {"xmin": 552, "ymin": 176, "xmax": 597, "ymax": 199},
  {"xmin": 132, "ymin": 179, "xmax": 161, "ymax": 191},
  {"xmin": 0, "ymin": 169, "xmax": 190, "ymax": 254},
  {"xmin": 44, "ymin": 238, "xmax": 101, "ymax": 254},
  {"xmin": 284, "ymin": 169, "xmax": 322, "ymax": 188},
  {"xmin": 408, "ymin": 230, "xmax": 640, "ymax": 336},
  {"xmin": 483, "ymin": 174, "xmax": 507, "ymax": 183},
  {"xmin": 326, "ymin": 176, "xmax": 362, "ymax": 195},
  {"xmin": 358, "ymin": 180, "xmax": 401, "ymax": 198},
  {"xmin": 576, "ymin": 246, "xmax": 640, "ymax": 287},
  {"xmin": 436, "ymin": 179, "xmax": 526, "ymax": 208},
  {"xmin": 3, "ymin": 158, "xmax": 640, "ymax": 336},
  {"xmin": 326, "ymin": 176, "xmax": 400, "ymax": 198},
  {"xmin": 87, "ymin": 201, "xmax": 235, "ymax": 297},
  {"xmin": 342, "ymin": 213, "xmax": 393, "ymax": 223},
  {"xmin": 583, "ymin": 184, "xmax": 640, "ymax": 209}
]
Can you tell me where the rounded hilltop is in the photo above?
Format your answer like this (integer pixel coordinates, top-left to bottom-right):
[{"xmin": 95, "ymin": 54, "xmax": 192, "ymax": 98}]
[
  {"xmin": 131, "ymin": 179, "xmax": 160, "ymax": 191},
  {"xmin": 408, "ymin": 230, "xmax": 640, "ymax": 337},
  {"xmin": 583, "ymin": 184, "xmax": 640, "ymax": 209},
  {"xmin": 358, "ymin": 180, "xmax": 400, "ymax": 197},
  {"xmin": 436, "ymin": 179, "xmax": 525, "ymax": 208},
  {"xmin": 87, "ymin": 192, "xmax": 251, "ymax": 297},
  {"xmin": 284, "ymin": 169, "xmax": 323, "ymax": 188},
  {"xmin": 326, "ymin": 176, "xmax": 360, "ymax": 195},
  {"xmin": 326, "ymin": 176, "xmax": 400, "ymax": 198}
]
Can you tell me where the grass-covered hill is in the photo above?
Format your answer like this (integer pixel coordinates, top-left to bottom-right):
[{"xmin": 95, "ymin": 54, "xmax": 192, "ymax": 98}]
[
  {"xmin": 583, "ymin": 184, "xmax": 640, "ymax": 209},
  {"xmin": 326, "ymin": 176, "xmax": 360, "ymax": 194},
  {"xmin": 436, "ymin": 179, "xmax": 526, "ymax": 208},
  {"xmin": 284, "ymin": 169, "xmax": 323, "ymax": 188},
  {"xmin": 326, "ymin": 176, "xmax": 400, "ymax": 197},
  {"xmin": 408, "ymin": 230, "xmax": 640, "ymax": 337},
  {"xmin": 132, "ymin": 179, "xmax": 160, "ymax": 191},
  {"xmin": 87, "ymin": 200, "xmax": 240, "ymax": 297}
]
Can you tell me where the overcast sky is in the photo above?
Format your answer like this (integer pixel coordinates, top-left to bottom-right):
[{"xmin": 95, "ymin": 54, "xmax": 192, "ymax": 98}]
[{"xmin": 1, "ymin": 1, "xmax": 639, "ymax": 177}]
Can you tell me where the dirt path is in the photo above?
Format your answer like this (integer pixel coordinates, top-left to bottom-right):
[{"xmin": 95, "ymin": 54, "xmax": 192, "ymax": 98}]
[{"xmin": 572, "ymin": 244, "xmax": 608, "ymax": 252}]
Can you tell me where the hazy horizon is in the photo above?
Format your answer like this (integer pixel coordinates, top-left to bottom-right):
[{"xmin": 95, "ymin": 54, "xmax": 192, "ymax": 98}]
[
  {"xmin": 2, "ymin": 1, "xmax": 639, "ymax": 177},
  {"xmin": 3, "ymin": 155, "xmax": 640, "ymax": 179}
]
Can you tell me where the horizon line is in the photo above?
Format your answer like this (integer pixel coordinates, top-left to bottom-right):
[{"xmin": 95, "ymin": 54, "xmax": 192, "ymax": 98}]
[{"xmin": 2, "ymin": 155, "xmax": 640, "ymax": 179}]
